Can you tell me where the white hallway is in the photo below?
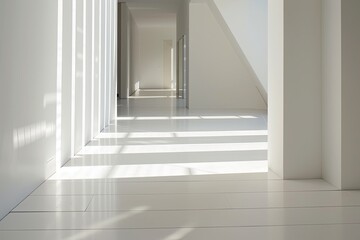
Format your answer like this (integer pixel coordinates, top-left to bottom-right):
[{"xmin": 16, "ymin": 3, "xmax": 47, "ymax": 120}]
[
  {"xmin": 1, "ymin": 92, "xmax": 360, "ymax": 239},
  {"xmin": 1, "ymin": 0, "xmax": 360, "ymax": 239}
]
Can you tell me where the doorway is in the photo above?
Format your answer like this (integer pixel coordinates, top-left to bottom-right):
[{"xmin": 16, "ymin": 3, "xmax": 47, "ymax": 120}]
[{"xmin": 177, "ymin": 35, "xmax": 186, "ymax": 100}]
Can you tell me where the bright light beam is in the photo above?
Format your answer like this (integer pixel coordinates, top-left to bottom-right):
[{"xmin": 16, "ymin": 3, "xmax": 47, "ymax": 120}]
[
  {"xmin": 71, "ymin": 0, "xmax": 77, "ymax": 156},
  {"xmin": 50, "ymin": 161, "xmax": 268, "ymax": 180},
  {"xmin": 82, "ymin": 0, "xmax": 87, "ymax": 147},
  {"xmin": 56, "ymin": 0, "xmax": 63, "ymax": 169},
  {"xmin": 95, "ymin": 130, "xmax": 268, "ymax": 139},
  {"xmin": 78, "ymin": 142, "xmax": 268, "ymax": 155},
  {"xmin": 91, "ymin": 0, "xmax": 95, "ymax": 139},
  {"xmin": 98, "ymin": 0, "xmax": 102, "ymax": 133}
]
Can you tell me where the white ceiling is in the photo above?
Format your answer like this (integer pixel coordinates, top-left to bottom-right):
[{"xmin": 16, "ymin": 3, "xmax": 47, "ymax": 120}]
[{"xmin": 118, "ymin": 0, "xmax": 182, "ymax": 28}]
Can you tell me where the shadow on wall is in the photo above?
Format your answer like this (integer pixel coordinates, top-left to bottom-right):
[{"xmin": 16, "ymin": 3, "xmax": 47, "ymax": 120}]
[{"xmin": 0, "ymin": 0, "xmax": 118, "ymax": 221}]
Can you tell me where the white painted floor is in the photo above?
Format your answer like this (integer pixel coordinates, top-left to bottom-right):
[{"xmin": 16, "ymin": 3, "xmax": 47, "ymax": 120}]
[{"xmin": 1, "ymin": 89, "xmax": 360, "ymax": 239}]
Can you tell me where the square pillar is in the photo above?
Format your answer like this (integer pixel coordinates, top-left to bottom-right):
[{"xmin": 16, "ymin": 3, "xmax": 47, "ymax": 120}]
[
  {"xmin": 341, "ymin": 0, "xmax": 360, "ymax": 189},
  {"xmin": 323, "ymin": 0, "xmax": 360, "ymax": 189},
  {"xmin": 268, "ymin": 0, "xmax": 322, "ymax": 179}
]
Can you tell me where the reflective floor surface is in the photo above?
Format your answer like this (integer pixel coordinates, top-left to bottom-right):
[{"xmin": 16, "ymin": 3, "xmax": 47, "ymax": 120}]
[{"xmin": 1, "ymin": 90, "xmax": 360, "ymax": 239}]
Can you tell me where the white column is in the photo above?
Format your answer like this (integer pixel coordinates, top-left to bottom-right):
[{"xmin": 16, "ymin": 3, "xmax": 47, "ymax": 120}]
[
  {"xmin": 268, "ymin": 0, "xmax": 322, "ymax": 179},
  {"xmin": 322, "ymin": 0, "xmax": 342, "ymax": 188},
  {"xmin": 120, "ymin": 3, "xmax": 130, "ymax": 99},
  {"xmin": 341, "ymin": 0, "xmax": 360, "ymax": 189},
  {"xmin": 323, "ymin": 0, "xmax": 360, "ymax": 189}
]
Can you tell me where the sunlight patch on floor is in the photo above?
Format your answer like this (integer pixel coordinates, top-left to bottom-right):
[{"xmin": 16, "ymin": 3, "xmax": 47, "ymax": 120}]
[
  {"xmin": 97, "ymin": 130, "xmax": 268, "ymax": 139},
  {"xmin": 50, "ymin": 161, "xmax": 268, "ymax": 180}
]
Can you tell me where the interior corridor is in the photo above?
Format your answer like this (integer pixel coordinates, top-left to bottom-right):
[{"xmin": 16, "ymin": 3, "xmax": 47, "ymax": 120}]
[{"xmin": 1, "ymin": 92, "xmax": 360, "ymax": 239}]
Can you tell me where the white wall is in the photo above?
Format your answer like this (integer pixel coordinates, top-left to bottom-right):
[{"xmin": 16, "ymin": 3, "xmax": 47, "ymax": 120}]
[
  {"xmin": 129, "ymin": 14, "xmax": 141, "ymax": 95},
  {"xmin": 120, "ymin": 3, "xmax": 130, "ymax": 98},
  {"xmin": 211, "ymin": 0, "xmax": 268, "ymax": 96},
  {"xmin": 177, "ymin": 0, "xmax": 189, "ymax": 42},
  {"xmin": 0, "ymin": 0, "xmax": 118, "ymax": 220},
  {"xmin": 111, "ymin": 0, "xmax": 118, "ymax": 122},
  {"xmin": 99, "ymin": 0, "xmax": 106, "ymax": 129},
  {"xmin": 60, "ymin": 0, "xmax": 73, "ymax": 168},
  {"xmin": 73, "ymin": 0, "xmax": 84, "ymax": 154},
  {"xmin": 177, "ymin": 0, "xmax": 190, "ymax": 106},
  {"xmin": 0, "ymin": 0, "xmax": 57, "ymax": 220},
  {"xmin": 137, "ymin": 27, "xmax": 176, "ymax": 89},
  {"xmin": 188, "ymin": 1, "xmax": 266, "ymax": 109},
  {"xmin": 84, "ymin": 0, "xmax": 93, "ymax": 143},
  {"xmin": 104, "ymin": 0, "xmax": 113, "ymax": 127},
  {"xmin": 92, "ymin": 0, "xmax": 101, "ymax": 136},
  {"xmin": 163, "ymin": 40, "xmax": 174, "ymax": 89},
  {"xmin": 268, "ymin": 0, "xmax": 322, "ymax": 179},
  {"xmin": 125, "ymin": 13, "xmax": 176, "ymax": 93}
]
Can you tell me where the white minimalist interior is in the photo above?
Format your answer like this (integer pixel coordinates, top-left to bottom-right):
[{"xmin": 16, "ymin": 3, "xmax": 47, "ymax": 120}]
[{"xmin": 1, "ymin": 0, "xmax": 360, "ymax": 239}]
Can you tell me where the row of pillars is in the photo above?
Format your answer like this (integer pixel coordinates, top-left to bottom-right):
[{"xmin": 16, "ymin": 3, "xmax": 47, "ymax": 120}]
[{"xmin": 268, "ymin": 0, "xmax": 360, "ymax": 190}]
